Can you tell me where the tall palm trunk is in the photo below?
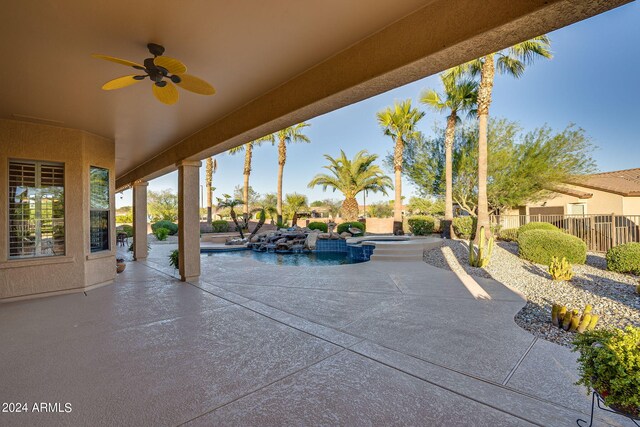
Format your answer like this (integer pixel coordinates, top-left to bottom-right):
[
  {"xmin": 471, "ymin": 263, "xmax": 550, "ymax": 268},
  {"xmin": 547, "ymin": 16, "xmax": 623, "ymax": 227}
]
[
  {"xmin": 205, "ymin": 157, "xmax": 213, "ymax": 224},
  {"xmin": 277, "ymin": 137, "xmax": 286, "ymax": 224},
  {"xmin": 476, "ymin": 54, "xmax": 495, "ymax": 240},
  {"xmin": 444, "ymin": 112, "xmax": 456, "ymax": 238},
  {"xmin": 393, "ymin": 136, "xmax": 404, "ymax": 235},
  {"xmin": 341, "ymin": 197, "xmax": 359, "ymax": 222},
  {"xmin": 243, "ymin": 144, "xmax": 252, "ymax": 219}
]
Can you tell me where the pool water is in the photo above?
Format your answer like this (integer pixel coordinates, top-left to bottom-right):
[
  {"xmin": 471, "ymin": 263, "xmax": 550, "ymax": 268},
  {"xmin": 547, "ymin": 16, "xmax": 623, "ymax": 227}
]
[{"xmin": 204, "ymin": 250, "xmax": 364, "ymax": 266}]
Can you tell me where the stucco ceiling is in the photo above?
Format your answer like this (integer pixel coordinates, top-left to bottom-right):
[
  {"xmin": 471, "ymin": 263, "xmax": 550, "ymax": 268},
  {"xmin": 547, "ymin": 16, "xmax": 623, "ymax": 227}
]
[{"xmin": 0, "ymin": 0, "xmax": 433, "ymax": 176}]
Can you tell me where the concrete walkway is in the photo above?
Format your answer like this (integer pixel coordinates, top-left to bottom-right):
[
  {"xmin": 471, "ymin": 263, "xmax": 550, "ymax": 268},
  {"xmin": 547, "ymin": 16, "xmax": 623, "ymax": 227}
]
[{"xmin": 0, "ymin": 243, "xmax": 634, "ymax": 426}]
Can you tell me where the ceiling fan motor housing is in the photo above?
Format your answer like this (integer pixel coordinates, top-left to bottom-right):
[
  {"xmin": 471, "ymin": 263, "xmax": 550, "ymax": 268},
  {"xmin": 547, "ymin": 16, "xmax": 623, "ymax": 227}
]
[{"xmin": 147, "ymin": 43, "xmax": 165, "ymax": 57}]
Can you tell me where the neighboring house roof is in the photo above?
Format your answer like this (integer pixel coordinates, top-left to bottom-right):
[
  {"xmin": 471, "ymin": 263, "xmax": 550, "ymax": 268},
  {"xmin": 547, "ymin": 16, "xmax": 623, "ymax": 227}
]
[
  {"xmin": 567, "ymin": 168, "xmax": 640, "ymax": 197},
  {"xmin": 551, "ymin": 185, "xmax": 593, "ymax": 199}
]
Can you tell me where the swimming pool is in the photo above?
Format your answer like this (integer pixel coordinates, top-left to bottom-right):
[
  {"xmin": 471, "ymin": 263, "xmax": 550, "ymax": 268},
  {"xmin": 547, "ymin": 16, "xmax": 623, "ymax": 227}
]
[{"xmin": 203, "ymin": 249, "xmax": 365, "ymax": 266}]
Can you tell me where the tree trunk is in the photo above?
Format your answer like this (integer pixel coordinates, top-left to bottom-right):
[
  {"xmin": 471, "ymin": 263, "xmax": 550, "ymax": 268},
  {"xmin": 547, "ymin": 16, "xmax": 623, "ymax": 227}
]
[
  {"xmin": 243, "ymin": 144, "xmax": 252, "ymax": 217},
  {"xmin": 443, "ymin": 111, "xmax": 456, "ymax": 238},
  {"xmin": 476, "ymin": 54, "xmax": 495, "ymax": 240},
  {"xmin": 277, "ymin": 138, "xmax": 286, "ymax": 224},
  {"xmin": 249, "ymin": 209, "xmax": 266, "ymax": 240},
  {"xmin": 205, "ymin": 157, "xmax": 213, "ymax": 224},
  {"xmin": 341, "ymin": 197, "xmax": 359, "ymax": 222},
  {"xmin": 230, "ymin": 209, "xmax": 244, "ymax": 239},
  {"xmin": 393, "ymin": 136, "xmax": 404, "ymax": 235}
]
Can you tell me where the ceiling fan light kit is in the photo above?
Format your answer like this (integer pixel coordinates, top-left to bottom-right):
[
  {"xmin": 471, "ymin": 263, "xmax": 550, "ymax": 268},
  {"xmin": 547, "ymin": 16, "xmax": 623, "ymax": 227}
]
[{"xmin": 92, "ymin": 43, "xmax": 215, "ymax": 105}]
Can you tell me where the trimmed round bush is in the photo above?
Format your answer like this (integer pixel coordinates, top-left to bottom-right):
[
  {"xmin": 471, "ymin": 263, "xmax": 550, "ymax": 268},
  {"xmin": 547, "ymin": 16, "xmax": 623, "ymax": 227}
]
[
  {"xmin": 518, "ymin": 230, "xmax": 586, "ymax": 265},
  {"xmin": 498, "ymin": 228, "xmax": 518, "ymax": 242},
  {"xmin": 337, "ymin": 221, "xmax": 365, "ymax": 234},
  {"xmin": 606, "ymin": 243, "xmax": 640, "ymax": 274},
  {"xmin": 452, "ymin": 216, "xmax": 476, "ymax": 239},
  {"xmin": 308, "ymin": 221, "xmax": 328, "ymax": 232},
  {"xmin": 407, "ymin": 216, "xmax": 435, "ymax": 236},
  {"xmin": 117, "ymin": 224, "xmax": 133, "ymax": 237},
  {"xmin": 154, "ymin": 227, "xmax": 170, "ymax": 241},
  {"xmin": 211, "ymin": 220, "xmax": 229, "ymax": 233},
  {"xmin": 151, "ymin": 220, "xmax": 178, "ymax": 235},
  {"xmin": 517, "ymin": 222, "xmax": 560, "ymax": 238}
]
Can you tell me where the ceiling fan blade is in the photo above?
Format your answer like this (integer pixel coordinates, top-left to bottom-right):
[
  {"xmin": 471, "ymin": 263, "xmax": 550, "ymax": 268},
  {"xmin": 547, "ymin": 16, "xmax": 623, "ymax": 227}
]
[
  {"xmin": 176, "ymin": 74, "xmax": 216, "ymax": 95},
  {"xmin": 101, "ymin": 75, "xmax": 143, "ymax": 90},
  {"xmin": 152, "ymin": 82, "xmax": 179, "ymax": 105},
  {"xmin": 92, "ymin": 54, "xmax": 144, "ymax": 69},
  {"xmin": 153, "ymin": 56, "xmax": 187, "ymax": 74}
]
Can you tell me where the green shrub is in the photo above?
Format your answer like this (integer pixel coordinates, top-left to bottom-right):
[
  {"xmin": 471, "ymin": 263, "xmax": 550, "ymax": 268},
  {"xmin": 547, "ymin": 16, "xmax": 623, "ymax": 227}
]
[
  {"xmin": 517, "ymin": 221, "xmax": 560, "ymax": 238},
  {"xmin": 452, "ymin": 216, "xmax": 476, "ymax": 239},
  {"xmin": 117, "ymin": 224, "xmax": 133, "ymax": 238},
  {"xmin": 151, "ymin": 220, "xmax": 178, "ymax": 235},
  {"xmin": 169, "ymin": 249, "xmax": 179, "ymax": 269},
  {"xmin": 308, "ymin": 222, "xmax": 328, "ymax": 232},
  {"xmin": 337, "ymin": 221, "xmax": 365, "ymax": 234},
  {"xmin": 606, "ymin": 242, "xmax": 640, "ymax": 274},
  {"xmin": 573, "ymin": 326, "xmax": 640, "ymax": 417},
  {"xmin": 407, "ymin": 216, "xmax": 436, "ymax": 236},
  {"xmin": 518, "ymin": 230, "xmax": 586, "ymax": 265},
  {"xmin": 154, "ymin": 227, "xmax": 170, "ymax": 241},
  {"xmin": 498, "ymin": 228, "xmax": 518, "ymax": 242},
  {"xmin": 211, "ymin": 220, "xmax": 229, "ymax": 233}
]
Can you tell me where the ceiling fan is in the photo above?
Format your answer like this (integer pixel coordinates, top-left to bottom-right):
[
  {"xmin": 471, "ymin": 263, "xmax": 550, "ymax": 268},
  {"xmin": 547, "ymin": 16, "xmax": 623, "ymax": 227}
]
[{"xmin": 92, "ymin": 43, "xmax": 215, "ymax": 105}]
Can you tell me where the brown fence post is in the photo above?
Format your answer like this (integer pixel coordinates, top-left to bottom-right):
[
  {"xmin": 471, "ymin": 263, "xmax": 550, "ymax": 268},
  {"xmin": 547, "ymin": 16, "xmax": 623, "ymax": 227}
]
[{"xmin": 610, "ymin": 213, "xmax": 616, "ymax": 249}]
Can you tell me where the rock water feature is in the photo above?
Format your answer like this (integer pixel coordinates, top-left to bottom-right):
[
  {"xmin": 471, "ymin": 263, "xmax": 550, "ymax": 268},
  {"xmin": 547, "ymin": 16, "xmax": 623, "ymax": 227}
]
[{"xmin": 246, "ymin": 225, "xmax": 347, "ymax": 253}]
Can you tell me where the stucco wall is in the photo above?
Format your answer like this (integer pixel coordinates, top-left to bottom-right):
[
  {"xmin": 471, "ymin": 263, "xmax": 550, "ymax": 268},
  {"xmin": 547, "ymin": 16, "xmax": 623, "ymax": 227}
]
[
  {"xmin": 0, "ymin": 120, "xmax": 115, "ymax": 300},
  {"xmin": 507, "ymin": 184, "xmax": 626, "ymax": 216},
  {"xmin": 622, "ymin": 197, "xmax": 640, "ymax": 216},
  {"xmin": 304, "ymin": 217, "xmax": 394, "ymax": 234}
]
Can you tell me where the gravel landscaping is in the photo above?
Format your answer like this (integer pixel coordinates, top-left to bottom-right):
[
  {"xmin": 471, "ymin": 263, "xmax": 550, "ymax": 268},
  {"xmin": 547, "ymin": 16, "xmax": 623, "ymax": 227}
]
[{"xmin": 424, "ymin": 239, "xmax": 640, "ymax": 347}]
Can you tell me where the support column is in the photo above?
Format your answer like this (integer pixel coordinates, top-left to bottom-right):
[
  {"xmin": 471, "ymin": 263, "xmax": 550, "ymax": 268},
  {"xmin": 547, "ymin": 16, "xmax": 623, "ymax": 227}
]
[
  {"xmin": 132, "ymin": 181, "xmax": 148, "ymax": 260},
  {"xmin": 177, "ymin": 160, "xmax": 201, "ymax": 282}
]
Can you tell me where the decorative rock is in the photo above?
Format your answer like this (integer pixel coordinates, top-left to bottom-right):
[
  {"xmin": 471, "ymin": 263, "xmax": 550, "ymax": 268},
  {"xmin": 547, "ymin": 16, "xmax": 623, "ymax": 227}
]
[
  {"xmin": 348, "ymin": 227, "xmax": 363, "ymax": 236},
  {"xmin": 423, "ymin": 240, "xmax": 640, "ymax": 348},
  {"xmin": 305, "ymin": 232, "xmax": 319, "ymax": 250},
  {"xmin": 340, "ymin": 232, "xmax": 352, "ymax": 238}
]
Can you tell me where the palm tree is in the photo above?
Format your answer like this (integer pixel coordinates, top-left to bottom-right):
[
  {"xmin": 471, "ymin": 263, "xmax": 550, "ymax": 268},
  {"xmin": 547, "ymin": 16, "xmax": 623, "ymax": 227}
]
[
  {"xmin": 205, "ymin": 157, "xmax": 217, "ymax": 224},
  {"xmin": 308, "ymin": 150, "xmax": 392, "ymax": 221},
  {"xmin": 216, "ymin": 194, "xmax": 245, "ymax": 238},
  {"xmin": 260, "ymin": 193, "xmax": 278, "ymax": 224},
  {"xmin": 284, "ymin": 193, "xmax": 308, "ymax": 226},
  {"xmin": 376, "ymin": 100, "xmax": 425, "ymax": 234},
  {"xmin": 420, "ymin": 71, "xmax": 477, "ymax": 238},
  {"xmin": 455, "ymin": 36, "xmax": 552, "ymax": 239},
  {"xmin": 270, "ymin": 123, "xmax": 311, "ymax": 224},
  {"xmin": 228, "ymin": 137, "xmax": 267, "ymax": 220}
]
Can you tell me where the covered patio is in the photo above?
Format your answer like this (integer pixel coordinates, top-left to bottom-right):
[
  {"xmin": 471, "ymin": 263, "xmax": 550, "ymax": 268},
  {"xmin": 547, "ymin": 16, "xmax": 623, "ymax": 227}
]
[
  {"xmin": 1, "ymin": 244, "xmax": 634, "ymax": 425},
  {"xmin": 1, "ymin": 0, "xmax": 636, "ymax": 425}
]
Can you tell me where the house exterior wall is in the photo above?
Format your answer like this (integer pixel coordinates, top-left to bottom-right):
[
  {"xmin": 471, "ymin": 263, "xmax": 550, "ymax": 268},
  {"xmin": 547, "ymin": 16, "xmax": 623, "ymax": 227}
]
[
  {"xmin": 504, "ymin": 184, "xmax": 626, "ymax": 216},
  {"xmin": 0, "ymin": 120, "xmax": 116, "ymax": 301},
  {"xmin": 622, "ymin": 197, "xmax": 640, "ymax": 215}
]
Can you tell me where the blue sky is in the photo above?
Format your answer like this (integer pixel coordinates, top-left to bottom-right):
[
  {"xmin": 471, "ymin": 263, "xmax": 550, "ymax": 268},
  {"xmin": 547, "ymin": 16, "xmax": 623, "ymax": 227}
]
[{"xmin": 117, "ymin": 2, "xmax": 639, "ymax": 208}]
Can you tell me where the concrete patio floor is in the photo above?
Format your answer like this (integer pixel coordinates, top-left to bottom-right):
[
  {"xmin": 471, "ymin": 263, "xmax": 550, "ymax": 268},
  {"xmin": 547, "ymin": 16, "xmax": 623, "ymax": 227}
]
[{"xmin": 1, "ymin": 243, "xmax": 634, "ymax": 426}]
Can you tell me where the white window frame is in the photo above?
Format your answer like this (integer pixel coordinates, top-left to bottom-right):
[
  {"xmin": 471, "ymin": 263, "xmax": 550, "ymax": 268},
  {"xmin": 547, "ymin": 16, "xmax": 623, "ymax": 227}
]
[{"xmin": 8, "ymin": 159, "xmax": 65, "ymax": 259}]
